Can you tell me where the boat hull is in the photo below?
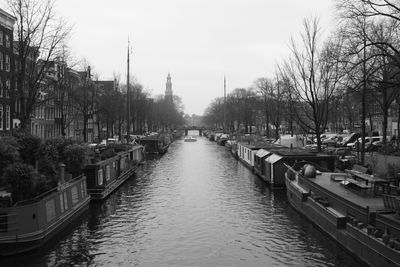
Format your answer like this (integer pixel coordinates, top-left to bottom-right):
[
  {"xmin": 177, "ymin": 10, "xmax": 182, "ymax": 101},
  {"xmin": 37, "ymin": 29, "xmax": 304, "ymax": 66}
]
[
  {"xmin": 286, "ymin": 176, "xmax": 400, "ymax": 267},
  {"xmin": 0, "ymin": 176, "xmax": 90, "ymax": 256}
]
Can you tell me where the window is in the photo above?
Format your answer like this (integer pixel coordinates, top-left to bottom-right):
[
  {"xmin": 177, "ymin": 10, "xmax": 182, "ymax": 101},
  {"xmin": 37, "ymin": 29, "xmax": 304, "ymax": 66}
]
[
  {"xmin": 5, "ymin": 105, "xmax": 10, "ymax": 130},
  {"xmin": 0, "ymin": 31, "xmax": 3, "ymax": 46},
  {"xmin": 5, "ymin": 79, "xmax": 10, "ymax": 98},
  {"xmin": 5, "ymin": 55, "xmax": 10, "ymax": 72},
  {"xmin": 0, "ymin": 80, "xmax": 3, "ymax": 97},
  {"xmin": 98, "ymin": 169, "xmax": 103, "ymax": 185},
  {"xmin": 0, "ymin": 104, "xmax": 3, "ymax": 130},
  {"xmin": 45, "ymin": 199, "xmax": 56, "ymax": 222},
  {"xmin": 0, "ymin": 52, "xmax": 3, "ymax": 70},
  {"xmin": 0, "ymin": 213, "xmax": 7, "ymax": 233},
  {"xmin": 71, "ymin": 186, "xmax": 78, "ymax": 205},
  {"xmin": 59, "ymin": 194, "xmax": 65, "ymax": 213},
  {"xmin": 106, "ymin": 165, "xmax": 110, "ymax": 180},
  {"xmin": 5, "ymin": 34, "xmax": 10, "ymax": 48}
]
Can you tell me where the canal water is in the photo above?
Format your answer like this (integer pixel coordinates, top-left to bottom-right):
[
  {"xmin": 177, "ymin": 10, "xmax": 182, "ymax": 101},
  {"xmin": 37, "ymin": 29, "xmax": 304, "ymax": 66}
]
[{"xmin": 2, "ymin": 135, "xmax": 362, "ymax": 266}]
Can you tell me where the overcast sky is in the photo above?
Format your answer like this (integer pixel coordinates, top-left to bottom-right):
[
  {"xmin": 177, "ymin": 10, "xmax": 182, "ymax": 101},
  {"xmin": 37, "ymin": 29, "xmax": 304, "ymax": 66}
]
[{"xmin": 52, "ymin": 0, "xmax": 335, "ymax": 115}]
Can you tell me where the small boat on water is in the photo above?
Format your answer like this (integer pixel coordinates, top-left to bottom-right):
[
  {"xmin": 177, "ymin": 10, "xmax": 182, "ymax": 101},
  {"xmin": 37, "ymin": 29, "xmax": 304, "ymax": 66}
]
[
  {"xmin": 285, "ymin": 162, "xmax": 400, "ymax": 267},
  {"xmin": 184, "ymin": 136, "xmax": 197, "ymax": 142},
  {"xmin": 83, "ymin": 144, "xmax": 144, "ymax": 200},
  {"xmin": 0, "ymin": 174, "xmax": 90, "ymax": 256}
]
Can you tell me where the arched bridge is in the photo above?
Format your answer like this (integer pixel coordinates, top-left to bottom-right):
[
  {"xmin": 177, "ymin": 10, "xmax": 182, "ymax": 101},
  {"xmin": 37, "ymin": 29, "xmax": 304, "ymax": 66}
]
[{"xmin": 183, "ymin": 126, "xmax": 207, "ymax": 136}]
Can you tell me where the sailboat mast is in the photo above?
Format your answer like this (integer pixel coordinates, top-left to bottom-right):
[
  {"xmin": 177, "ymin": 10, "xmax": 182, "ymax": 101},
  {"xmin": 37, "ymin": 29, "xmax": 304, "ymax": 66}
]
[{"xmin": 126, "ymin": 39, "xmax": 131, "ymax": 143}]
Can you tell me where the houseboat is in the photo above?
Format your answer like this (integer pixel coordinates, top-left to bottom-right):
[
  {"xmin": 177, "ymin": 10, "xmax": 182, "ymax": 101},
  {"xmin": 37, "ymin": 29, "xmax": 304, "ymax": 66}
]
[
  {"xmin": 237, "ymin": 142, "xmax": 285, "ymax": 171},
  {"xmin": 285, "ymin": 163, "xmax": 400, "ymax": 267},
  {"xmin": 0, "ymin": 174, "xmax": 90, "ymax": 256},
  {"xmin": 139, "ymin": 134, "xmax": 170, "ymax": 154},
  {"xmin": 83, "ymin": 144, "xmax": 144, "ymax": 200},
  {"xmin": 254, "ymin": 148, "xmax": 335, "ymax": 188}
]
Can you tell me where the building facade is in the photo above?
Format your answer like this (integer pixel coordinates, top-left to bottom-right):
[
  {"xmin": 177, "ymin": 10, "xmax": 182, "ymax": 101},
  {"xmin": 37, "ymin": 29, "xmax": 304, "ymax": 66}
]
[{"xmin": 0, "ymin": 8, "xmax": 15, "ymax": 133}]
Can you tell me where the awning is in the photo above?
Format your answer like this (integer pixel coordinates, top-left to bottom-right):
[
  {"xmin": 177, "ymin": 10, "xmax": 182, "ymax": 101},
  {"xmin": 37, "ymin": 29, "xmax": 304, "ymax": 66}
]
[
  {"xmin": 255, "ymin": 149, "xmax": 271, "ymax": 158},
  {"xmin": 266, "ymin": 154, "xmax": 282, "ymax": 164}
]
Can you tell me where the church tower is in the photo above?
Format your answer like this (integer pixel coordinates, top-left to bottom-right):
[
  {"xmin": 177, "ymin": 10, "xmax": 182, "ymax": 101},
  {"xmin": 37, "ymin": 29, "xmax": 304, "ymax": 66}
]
[{"xmin": 165, "ymin": 73, "xmax": 173, "ymax": 103}]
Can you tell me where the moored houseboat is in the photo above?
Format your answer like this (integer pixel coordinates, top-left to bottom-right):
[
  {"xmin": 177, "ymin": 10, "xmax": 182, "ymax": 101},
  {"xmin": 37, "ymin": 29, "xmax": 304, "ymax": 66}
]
[
  {"xmin": 83, "ymin": 144, "xmax": 144, "ymax": 200},
  {"xmin": 254, "ymin": 148, "xmax": 335, "ymax": 188},
  {"xmin": 139, "ymin": 134, "xmax": 170, "ymax": 154},
  {"xmin": 237, "ymin": 142, "xmax": 285, "ymax": 171},
  {"xmin": 0, "ymin": 174, "xmax": 90, "ymax": 256},
  {"xmin": 285, "ymin": 163, "xmax": 400, "ymax": 267}
]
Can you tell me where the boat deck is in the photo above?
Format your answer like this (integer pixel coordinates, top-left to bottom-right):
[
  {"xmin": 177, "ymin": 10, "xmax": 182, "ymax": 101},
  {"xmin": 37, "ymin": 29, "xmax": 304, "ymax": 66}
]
[{"xmin": 311, "ymin": 172, "xmax": 384, "ymax": 211}]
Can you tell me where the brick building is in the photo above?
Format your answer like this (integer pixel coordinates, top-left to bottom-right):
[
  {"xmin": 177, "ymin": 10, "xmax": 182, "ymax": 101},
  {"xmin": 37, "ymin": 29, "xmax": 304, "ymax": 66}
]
[{"xmin": 0, "ymin": 8, "xmax": 15, "ymax": 133}]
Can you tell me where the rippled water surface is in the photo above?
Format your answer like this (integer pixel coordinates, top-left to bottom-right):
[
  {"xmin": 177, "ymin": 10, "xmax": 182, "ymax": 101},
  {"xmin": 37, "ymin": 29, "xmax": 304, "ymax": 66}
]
[{"xmin": 2, "ymin": 136, "xmax": 362, "ymax": 266}]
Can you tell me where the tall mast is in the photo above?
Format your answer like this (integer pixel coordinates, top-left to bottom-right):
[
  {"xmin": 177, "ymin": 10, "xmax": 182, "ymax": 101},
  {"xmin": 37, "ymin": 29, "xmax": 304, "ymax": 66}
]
[
  {"xmin": 126, "ymin": 38, "xmax": 131, "ymax": 143},
  {"xmin": 223, "ymin": 76, "xmax": 226, "ymax": 132}
]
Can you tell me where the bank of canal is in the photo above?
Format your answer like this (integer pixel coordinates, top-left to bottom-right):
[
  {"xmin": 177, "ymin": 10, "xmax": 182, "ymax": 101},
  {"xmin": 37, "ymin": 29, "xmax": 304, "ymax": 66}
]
[{"xmin": 1, "ymin": 136, "xmax": 362, "ymax": 266}]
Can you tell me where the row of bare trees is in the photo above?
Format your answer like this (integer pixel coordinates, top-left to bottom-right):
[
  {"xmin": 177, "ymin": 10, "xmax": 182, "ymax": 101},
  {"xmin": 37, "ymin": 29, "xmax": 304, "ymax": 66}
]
[
  {"xmin": 6, "ymin": 0, "xmax": 185, "ymax": 141},
  {"xmin": 204, "ymin": 0, "xmax": 400, "ymax": 164}
]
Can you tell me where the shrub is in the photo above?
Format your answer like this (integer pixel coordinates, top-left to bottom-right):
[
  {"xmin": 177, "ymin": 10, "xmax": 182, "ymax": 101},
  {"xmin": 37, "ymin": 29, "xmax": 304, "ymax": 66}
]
[
  {"xmin": 2, "ymin": 163, "xmax": 39, "ymax": 203},
  {"xmin": 63, "ymin": 143, "xmax": 89, "ymax": 178},
  {"xmin": 39, "ymin": 138, "xmax": 75, "ymax": 163},
  {"xmin": 37, "ymin": 156, "xmax": 57, "ymax": 180},
  {"xmin": 0, "ymin": 135, "xmax": 20, "ymax": 177},
  {"xmin": 15, "ymin": 134, "xmax": 41, "ymax": 166}
]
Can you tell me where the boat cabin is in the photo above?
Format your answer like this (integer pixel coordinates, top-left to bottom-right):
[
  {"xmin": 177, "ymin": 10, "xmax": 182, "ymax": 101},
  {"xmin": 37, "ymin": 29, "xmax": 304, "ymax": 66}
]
[
  {"xmin": 262, "ymin": 149, "xmax": 336, "ymax": 188},
  {"xmin": 237, "ymin": 142, "xmax": 285, "ymax": 169},
  {"xmin": 140, "ymin": 134, "xmax": 169, "ymax": 154},
  {"xmin": 83, "ymin": 145, "xmax": 144, "ymax": 200}
]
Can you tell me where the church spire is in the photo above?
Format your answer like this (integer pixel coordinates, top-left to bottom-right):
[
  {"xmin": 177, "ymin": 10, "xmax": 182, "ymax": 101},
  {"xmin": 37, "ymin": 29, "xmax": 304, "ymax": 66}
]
[{"xmin": 165, "ymin": 73, "xmax": 173, "ymax": 103}]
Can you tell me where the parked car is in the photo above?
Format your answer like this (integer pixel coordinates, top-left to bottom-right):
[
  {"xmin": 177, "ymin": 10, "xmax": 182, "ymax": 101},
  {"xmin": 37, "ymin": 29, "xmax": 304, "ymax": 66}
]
[
  {"xmin": 348, "ymin": 136, "xmax": 389, "ymax": 151},
  {"xmin": 322, "ymin": 135, "xmax": 339, "ymax": 147},
  {"xmin": 339, "ymin": 133, "xmax": 361, "ymax": 147}
]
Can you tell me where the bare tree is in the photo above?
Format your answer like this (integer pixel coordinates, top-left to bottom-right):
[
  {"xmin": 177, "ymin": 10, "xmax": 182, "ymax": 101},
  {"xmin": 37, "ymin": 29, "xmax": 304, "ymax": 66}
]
[
  {"xmin": 284, "ymin": 17, "xmax": 345, "ymax": 151},
  {"xmin": 8, "ymin": 0, "xmax": 71, "ymax": 130}
]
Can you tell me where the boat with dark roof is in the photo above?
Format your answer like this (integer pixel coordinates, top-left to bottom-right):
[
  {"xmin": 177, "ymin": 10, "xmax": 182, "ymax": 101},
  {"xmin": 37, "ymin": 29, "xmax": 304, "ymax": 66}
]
[
  {"xmin": 285, "ymin": 162, "xmax": 400, "ymax": 267},
  {"xmin": 139, "ymin": 134, "xmax": 170, "ymax": 154},
  {"xmin": 83, "ymin": 144, "xmax": 144, "ymax": 200},
  {"xmin": 253, "ymin": 148, "xmax": 335, "ymax": 188}
]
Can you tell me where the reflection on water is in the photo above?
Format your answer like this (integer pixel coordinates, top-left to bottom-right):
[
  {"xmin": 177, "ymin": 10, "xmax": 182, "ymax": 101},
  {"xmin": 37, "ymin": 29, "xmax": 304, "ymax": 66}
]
[{"xmin": 1, "ymin": 137, "xmax": 362, "ymax": 267}]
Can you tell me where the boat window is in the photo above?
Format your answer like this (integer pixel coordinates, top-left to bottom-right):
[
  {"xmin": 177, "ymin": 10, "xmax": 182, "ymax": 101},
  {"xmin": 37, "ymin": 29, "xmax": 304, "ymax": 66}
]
[
  {"xmin": 106, "ymin": 165, "xmax": 111, "ymax": 181},
  {"xmin": 45, "ymin": 199, "xmax": 56, "ymax": 222},
  {"xmin": 80, "ymin": 182, "xmax": 85, "ymax": 198},
  {"xmin": 59, "ymin": 194, "xmax": 65, "ymax": 213},
  {"xmin": 0, "ymin": 213, "xmax": 7, "ymax": 232},
  {"xmin": 71, "ymin": 186, "xmax": 79, "ymax": 205},
  {"xmin": 82, "ymin": 182, "xmax": 87, "ymax": 196},
  {"xmin": 63, "ymin": 192, "xmax": 69, "ymax": 210},
  {"xmin": 98, "ymin": 169, "xmax": 104, "ymax": 185}
]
